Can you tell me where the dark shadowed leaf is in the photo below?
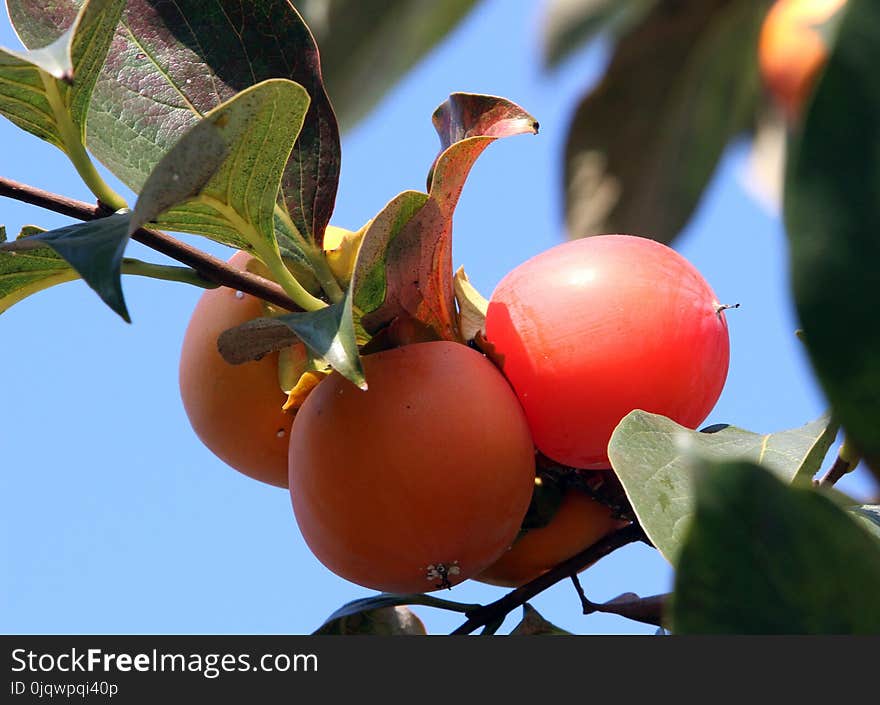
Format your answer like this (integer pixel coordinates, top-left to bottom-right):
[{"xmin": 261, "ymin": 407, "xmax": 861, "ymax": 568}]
[
  {"xmin": 671, "ymin": 460, "xmax": 880, "ymax": 634},
  {"xmin": 216, "ymin": 317, "xmax": 300, "ymax": 366},
  {"xmin": 129, "ymin": 79, "xmax": 312, "ymax": 287},
  {"xmin": 0, "ymin": 0, "xmax": 124, "ymax": 150},
  {"xmin": 607, "ymin": 410, "xmax": 838, "ymax": 562},
  {"xmin": 0, "ymin": 224, "xmax": 210, "ymax": 313},
  {"xmin": 541, "ymin": 0, "xmax": 659, "ymax": 67},
  {"xmin": 300, "ymin": 0, "xmax": 479, "ymax": 131},
  {"xmin": 216, "ymin": 282, "xmax": 363, "ymax": 387},
  {"xmin": 8, "ymin": 0, "xmax": 340, "ymax": 245},
  {"xmin": 509, "ymin": 604, "xmax": 572, "ymax": 635},
  {"xmin": 314, "ymin": 605, "xmax": 427, "ymax": 635},
  {"xmin": 317, "ymin": 593, "xmax": 480, "ymax": 632},
  {"xmin": 784, "ymin": 0, "xmax": 880, "ymax": 480},
  {"xmin": 563, "ymin": 0, "xmax": 767, "ymax": 244},
  {"xmin": 354, "ymin": 94, "xmax": 538, "ymax": 343},
  {"xmin": 275, "ymin": 284, "xmax": 364, "ymax": 389},
  {"xmin": 0, "ymin": 212, "xmax": 132, "ymax": 320}
]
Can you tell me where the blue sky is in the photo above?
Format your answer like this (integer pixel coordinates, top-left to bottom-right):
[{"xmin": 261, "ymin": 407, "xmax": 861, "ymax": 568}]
[{"xmin": 1, "ymin": 0, "xmax": 873, "ymax": 635}]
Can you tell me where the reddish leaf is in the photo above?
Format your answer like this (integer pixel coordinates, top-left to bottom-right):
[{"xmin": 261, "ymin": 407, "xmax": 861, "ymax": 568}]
[{"xmin": 355, "ymin": 94, "xmax": 538, "ymax": 343}]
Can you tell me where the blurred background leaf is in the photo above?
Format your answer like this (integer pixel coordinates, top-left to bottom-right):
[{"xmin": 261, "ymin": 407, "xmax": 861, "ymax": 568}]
[
  {"xmin": 784, "ymin": 0, "xmax": 880, "ymax": 481},
  {"xmin": 671, "ymin": 460, "xmax": 880, "ymax": 634},
  {"xmin": 298, "ymin": 0, "xmax": 481, "ymax": 132},
  {"xmin": 541, "ymin": 0, "xmax": 659, "ymax": 67},
  {"xmin": 559, "ymin": 0, "xmax": 770, "ymax": 244}
]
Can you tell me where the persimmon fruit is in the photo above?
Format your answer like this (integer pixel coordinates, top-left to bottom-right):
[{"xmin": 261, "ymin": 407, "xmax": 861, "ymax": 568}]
[
  {"xmin": 484, "ymin": 234, "xmax": 730, "ymax": 470},
  {"xmin": 476, "ymin": 488, "xmax": 627, "ymax": 588},
  {"xmin": 179, "ymin": 251, "xmax": 292, "ymax": 488},
  {"xmin": 758, "ymin": 0, "xmax": 846, "ymax": 121},
  {"xmin": 287, "ymin": 341, "xmax": 537, "ymax": 593}
]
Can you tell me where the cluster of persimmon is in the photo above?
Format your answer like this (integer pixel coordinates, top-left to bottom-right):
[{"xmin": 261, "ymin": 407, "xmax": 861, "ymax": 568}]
[{"xmin": 179, "ymin": 233, "xmax": 730, "ymax": 594}]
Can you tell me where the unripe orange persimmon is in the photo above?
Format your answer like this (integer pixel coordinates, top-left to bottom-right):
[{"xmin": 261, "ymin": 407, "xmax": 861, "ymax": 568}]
[
  {"xmin": 475, "ymin": 489, "xmax": 627, "ymax": 588},
  {"xmin": 758, "ymin": 0, "xmax": 846, "ymax": 121},
  {"xmin": 179, "ymin": 251, "xmax": 292, "ymax": 488},
  {"xmin": 288, "ymin": 341, "xmax": 537, "ymax": 593}
]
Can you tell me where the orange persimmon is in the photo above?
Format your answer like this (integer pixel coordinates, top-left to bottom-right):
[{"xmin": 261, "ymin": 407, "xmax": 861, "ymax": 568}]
[
  {"xmin": 288, "ymin": 341, "xmax": 537, "ymax": 593},
  {"xmin": 476, "ymin": 489, "xmax": 627, "ymax": 588},
  {"xmin": 179, "ymin": 251, "xmax": 292, "ymax": 488}
]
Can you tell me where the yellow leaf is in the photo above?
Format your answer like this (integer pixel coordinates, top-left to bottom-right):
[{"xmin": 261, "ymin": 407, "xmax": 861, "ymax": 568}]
[
  {"xmin": 283, "ymin": 370, "xmax": 329, "ymax": 412},
  {"xmin": 324, "ymin": 223, "xmax": 368, "ymax": 287}
]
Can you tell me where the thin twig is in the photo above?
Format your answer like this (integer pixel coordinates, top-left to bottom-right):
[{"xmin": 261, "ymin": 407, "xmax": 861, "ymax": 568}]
[
  {"xmin": 572, "ymin": 575, "xmax": 667, "ymax": 627},
  {"xmin": 450, "ymin": 523, "xmax": 648, "ymax": 635},
  {"xmin": 0, "ymin": 176, "xmax": 302, "ymax": 311},
  {"xmin": 570, "ymin": 574, "xmax": 595, "ymax": 614}
]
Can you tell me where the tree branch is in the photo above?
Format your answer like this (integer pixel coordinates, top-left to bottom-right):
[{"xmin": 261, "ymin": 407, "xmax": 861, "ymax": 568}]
[
  {"xmin": 570, "ymin": 575, "xmax": 668, "ymax": 627},
  {"xmin": 0, "ymin": 176, "xmax": 303, "ymax": 312},
  {"xmin": 450, "ymin": 522, "xmax": 648, "ymax": 635}
]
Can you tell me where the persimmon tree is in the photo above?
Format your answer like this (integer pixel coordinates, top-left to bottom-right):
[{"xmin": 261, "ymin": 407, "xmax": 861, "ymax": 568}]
[{"xmin": 2, "ymin": 0, "xmax": 879, "ymax": 635}]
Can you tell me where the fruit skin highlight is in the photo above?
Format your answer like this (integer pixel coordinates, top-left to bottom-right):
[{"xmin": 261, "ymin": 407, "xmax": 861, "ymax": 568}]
[
  {"xmin": 475, "ymin": 489, "xmax": 627, "ymax": 588},
  {"xmin": 179, "ymin": 251, "xmax": 292, "ymax": 488},
  {"xmin": 288, "ymin": 340, "xmax": 537, "ymax": 594},
  {"xmin": 485, "ymin": 234, "xmax": 730, "ymax": 470},
  {"xmin": 758, "ymin": 0, "xmax": 846, "ymax": 121}
]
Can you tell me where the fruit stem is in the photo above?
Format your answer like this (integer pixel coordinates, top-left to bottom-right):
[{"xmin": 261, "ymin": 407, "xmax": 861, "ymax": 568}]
[
  {"xmin": 120, "ymin": 259, "xmax": 219, "ymax": 289},
  {"xmin": 819, "ymin": 436, "xmax": 862, "ymax": 487},
  {"xmin": 41, "ymin": 72, "xmax": 128, "ymax": 212},
  {"xmin": 275, "ymin": 207, "xmax": 344, "ymax": 304}
]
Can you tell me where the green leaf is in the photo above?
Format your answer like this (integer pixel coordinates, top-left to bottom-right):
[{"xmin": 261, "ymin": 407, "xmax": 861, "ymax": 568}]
[
  {"xmin": 671, "ymin": 460, "xmax": 880, "ymax": 634},
  {"xmin": 300, "ymin": 0, "xmax": 479, "ymax": 132},
  {"xmin": 541, "ymin": 0, "xmax": 660, "ymax": 67},
  {"xmin": 508, "ymin": 604, "xmax": 572, "ymax": 635},
  {"xmin": 316, "ymin": 593, "xmax": 480, "ymax": 633},
  {"xmin": 275, "ymin": 283, "xmax": 365, "ymax": 389},
  {"xmin": 563, "ymin": 0, "xmax": 765, "ymax": 244},
  {"xmin": 607, "ymin": 410, "xmax": 839, "ymax": 562},
  {"xmin": 783, "ymin": 0, "xmax": 880, "ymax": 478},
  {"xmin": 351, "ymin": 190, "xmax": 429, "ymax": 321},
  {"xmin": 0, "ymin": 0, "xmax": 124, "ymax": 149},
  {"xmin": 129, "ymin": 78, "xmax": 319, "ymax": 308},
  {"xmin": 0, "ymin": 213, "xmax": 132, "ymax": 320},
  {"xmin": 9, "ymin": 0, "xmax": 341, "ymax": 245},
  {"xmin": 355, "ymin": 93, "xmax": 538, "ymax": 342},
  {"xmin": 314, "ymin": 605, "xmax": 427, "ymax": 636},
  {"xmin": 0, "ymin": 228, "xmax": 79, "ymax": 314}
]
